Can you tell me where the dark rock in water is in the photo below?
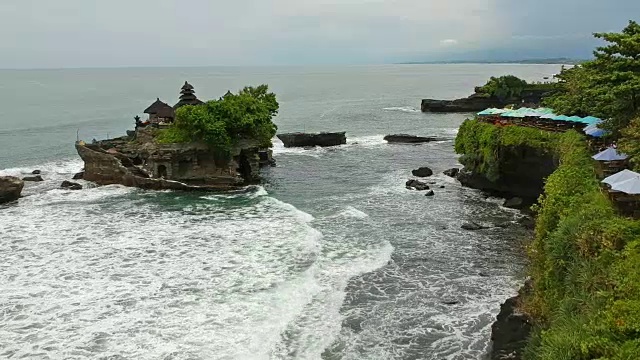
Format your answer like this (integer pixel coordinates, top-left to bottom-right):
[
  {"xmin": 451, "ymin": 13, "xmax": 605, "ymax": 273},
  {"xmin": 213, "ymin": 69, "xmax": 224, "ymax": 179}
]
[
  {"xmin": 72, "ymin": 171, "xmax": 84, "ymax": 180},
  {"xmin": 61, "ymin": 180, "xmax": 83, "ymax": 190},
  {"xmin": 31, "ymin": 170, "xmax": 41, "ymax": 175},
  {"xmin": 258, "ymin": 149, "xmax": 276, "ymax": 167},
  {"xmin": 503, "ymin": 197, "xmax": 525, "ymax": 210},
  {"xmin": 406, "ymin": 179, "xmax": 430, "ymax": 191},
  {"xmin": 461, "ymin": 222, "xmax": 488, "ymax": 231},
  {"xmin": 479, "ymin": 272, "xmax": 490, "ymax": 277},
  {"xmin": 0, "ymin": 176, "xmax": 24, "ymax": 204},
  {"xmin": 412, "ymin": 167, "xmax": 433, "ymax": 178},
  {"xmin": 439, "ymin": 185, "xmax": 445, "ymax": 189},
  {"xmin": 277, "ymin": 132, "xmax": 346, "ymax": 148},
  {"xmin": 517, "ymin": 216, "xmax": 536, "ymax": 230},
  {"xmin": 384, "ymin": 134, "xmax": 447, "ymax": 144},
  {"xmin": 442, "ymin": 300, "xmax": 460, "ymax": 305},
  {"xmin": 493, "ymin": 222, "xmax": 511, "ymax": 229},
  {"xmin": 22, "ymin": 175, "xmax": 43, "ymax": 182},
  {"xmin": 424, "ymin": 190, "xmax": 435, "ymax": 197},
  {"xmin": 443, "ymin": 168, "xmax": 459, "ymax": 178},
  {"xmin": 490, "ymin": 295, "xmax": 532, "ymax": 360}
]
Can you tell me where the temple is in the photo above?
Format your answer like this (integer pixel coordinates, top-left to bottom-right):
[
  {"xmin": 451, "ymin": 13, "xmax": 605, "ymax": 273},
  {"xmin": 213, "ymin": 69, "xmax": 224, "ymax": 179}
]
[
  {"xmin": 174, "ymin": 81, "xmax": 204, "ymax": 109},
  {"xmin": 139, "ymin": 81, "xmax": 204, "ymax": 127},
  {"xmin": 143, "ymin": 98, "xmax": 175, "ymax": 125}
]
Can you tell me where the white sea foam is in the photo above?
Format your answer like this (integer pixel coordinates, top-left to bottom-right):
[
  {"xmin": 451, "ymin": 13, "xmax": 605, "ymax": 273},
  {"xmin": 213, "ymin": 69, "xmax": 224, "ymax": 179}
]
[
  {"xmin": 334, "ymin": 206, "xmax": 370, "ymax": 219},
  {"xmin": 383, "ymin": 106, "xmax": 421, "ymax": 113},
  {"xmin": 0, "ymin": 181, "xmax": 328, "ymax": 359}
]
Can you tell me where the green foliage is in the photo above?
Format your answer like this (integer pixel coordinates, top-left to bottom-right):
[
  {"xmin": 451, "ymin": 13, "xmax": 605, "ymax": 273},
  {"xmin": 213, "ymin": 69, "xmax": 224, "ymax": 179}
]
[
  {"xmin": 477, "ymin": 75, "xmax": 529, "ymax": 101},
  {"xmin": 544, "ymin": 20, "xmax": 640, "ymax": 136},
  {"xmin": 618, "ymin": 117, "xmax": 640, "ymax": 170},
  {"xmin": 521, "ymin": 129, "xmax": 640, "ymax": 359},
  {"xmin": 454, "ymin": 119, "xmax": 560, "ymax": 181},
  {"xmin": 157, "ymin": 84, "xmax": 279, "ymax": 152},
  {"xmin": 457, "ymin": 119, "xmax": 640, "ymax": 358}
]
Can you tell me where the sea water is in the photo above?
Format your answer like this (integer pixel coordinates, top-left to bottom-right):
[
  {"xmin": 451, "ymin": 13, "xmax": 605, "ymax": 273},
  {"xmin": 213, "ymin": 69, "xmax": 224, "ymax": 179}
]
[{"xmin": 0, "ymin": 64, "xmax": 558, "ymax": 359}]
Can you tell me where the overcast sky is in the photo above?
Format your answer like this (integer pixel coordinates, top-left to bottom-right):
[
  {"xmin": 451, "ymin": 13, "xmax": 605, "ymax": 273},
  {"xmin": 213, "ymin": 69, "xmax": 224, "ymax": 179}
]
[{"xmin": 1, "ymin": 0, "xmax": 638, "ymax": 68}]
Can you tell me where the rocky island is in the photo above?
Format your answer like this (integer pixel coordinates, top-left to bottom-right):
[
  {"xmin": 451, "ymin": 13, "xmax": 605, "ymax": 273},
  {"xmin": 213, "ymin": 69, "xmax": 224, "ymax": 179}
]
[
  {"xmin": 0, "ymin": 176, "xmax": 24, "ymax": 204},
  {"xmin": 422, "ymin": 75, "xmax": 554, "ymax": 113},
  {"xmin": 76, "ymin": 82, "xmax": 278, "ymax": 191},
  {"xmin": 277, "ymin": 132, "xmax": 346, "ymax": 148}
]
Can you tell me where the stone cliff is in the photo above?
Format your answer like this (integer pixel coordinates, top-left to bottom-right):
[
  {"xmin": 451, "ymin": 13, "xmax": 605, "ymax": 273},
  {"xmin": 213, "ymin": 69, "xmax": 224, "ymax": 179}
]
[
  {"xmin": 421, "ymin": 88, "xmax": 550, "ymax": 113},
  {"xmin": 457, "ymin": 144, "xmax": 558, "ymax": 204},
  {"xmin": 76, "ymin": 128, "xmax": 271, "ymax": 191}
]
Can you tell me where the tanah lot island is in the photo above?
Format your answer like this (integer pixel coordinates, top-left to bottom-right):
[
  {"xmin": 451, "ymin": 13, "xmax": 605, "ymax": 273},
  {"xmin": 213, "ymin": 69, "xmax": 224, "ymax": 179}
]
[{"xmin": 2, "ymin": 14, "xmax": 640, "ymax": 360}]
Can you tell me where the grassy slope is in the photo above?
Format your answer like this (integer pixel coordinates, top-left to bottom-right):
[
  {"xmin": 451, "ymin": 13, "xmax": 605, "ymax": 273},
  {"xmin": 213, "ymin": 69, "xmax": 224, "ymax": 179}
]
[{"xmin": 456, "ymin": 120, "xmax": 640, "ymax": 359}]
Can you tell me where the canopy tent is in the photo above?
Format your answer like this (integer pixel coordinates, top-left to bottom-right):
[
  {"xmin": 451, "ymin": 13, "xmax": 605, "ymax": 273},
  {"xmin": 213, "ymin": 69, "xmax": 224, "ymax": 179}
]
[
  {"xmin": 582, "ymin": 116, "xmax": 602, "ymax": 126},
  {"xmin": 540, "ymin": 113, "xmax": 558, "ymax": 119},
  {"xmin": 552, "ymin": 115, "xmax": 571, "ymax": 121},
  {"xmin": 567, "ymin": 116, "xmax": 586, "ymax": 123},
  {"xmin": 585, "ymin": 127, "xmax": 607, "ymax": 137},
  {"xmin": 477, "ymin": 108, "xmax": 506, "ymax": 116},
  {"xmin": 592, "ymin": 147, "xmax": 629, "ymax": 162},
  {"xmin": 602, "ymin": 169, "xmax": 640, "ymax": 186},
  {"xmin": 611, "ymin": 176, "xmax": 640, "ymax": 195}
]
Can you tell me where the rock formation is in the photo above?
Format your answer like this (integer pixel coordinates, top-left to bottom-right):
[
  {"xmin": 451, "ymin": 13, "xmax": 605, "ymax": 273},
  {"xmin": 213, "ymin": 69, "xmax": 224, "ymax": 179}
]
[
  {"xmin": 412, "ymin": 167, "xmax": 434, "ymax": 177},
  {"xmin": 490, "ymin": 287, "xmax": 533, "ymax": 360},
  {"xmin": 277, "ymin": 132, "xmax": 346, "ymax": 148},
  {"xmin": 421, "ymin": 88, "xmax": 550, "ymax": 113},
  {"xmin": 443, "ymin": 168, "xmax": 460, "ymax": 178},
  {"xmin": 384, "ymin": 134, "xmax": 448, "ymax": 144},
  {"xmin": 406, "ymin": 179, "xmax": 430, "ymax": 191},
  {"xmin": 0, "ymin": 176, "xmax": 24, "ymax": 204},
  {"xmin": 61, "ymin": 181, "xmax": 83, "ymax": 190},
  {"xmin": 456, "ymin": 145, "xmax": 557, "ymax": 204},
  {"xmin": 22, "ymin": 175, "xmax": 43, "ymax": 182},
  {"xmin": 76, "ymin": 128, "xmax": 268, "ymax": 191}
]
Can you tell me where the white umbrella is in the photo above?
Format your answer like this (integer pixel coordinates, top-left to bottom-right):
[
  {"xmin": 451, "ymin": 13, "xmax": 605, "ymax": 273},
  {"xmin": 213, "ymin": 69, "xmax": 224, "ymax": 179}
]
[
  {"xmin": 602, "ymin": 169, "xmax": 640, "ymax": 186},
  {"xmin": 592, "ymin": 147, "xmax": 628, "ymax": 161},
  {"xmin": 610, "ymin": 176, "xmax": 640, "ymax": 195}
]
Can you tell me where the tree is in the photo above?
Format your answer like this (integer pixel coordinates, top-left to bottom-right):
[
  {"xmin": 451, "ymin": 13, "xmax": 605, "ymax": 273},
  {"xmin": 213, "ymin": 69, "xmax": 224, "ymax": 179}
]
[
  {"xmin": 618, "ymin": 117, "xmax": 640, "ymax": 169},
  {"xmin": 158, "ymin": 85, "xmax": 279, "ymax": 152},
  {"xmin": 477, "ymin": 75, "xmax": 528, "ymax": 101},
  {"xmin": 544, "ymin": 20, "xmax": 640, "ymax": 136}
]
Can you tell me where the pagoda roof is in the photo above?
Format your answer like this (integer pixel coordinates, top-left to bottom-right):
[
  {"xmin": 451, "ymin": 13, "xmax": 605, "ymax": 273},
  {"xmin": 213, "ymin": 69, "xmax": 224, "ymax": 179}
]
[
  {"xmin": 144, "ymin": 98, "xmax": 173, "ymax": 114},
  {"xmin": 174, "ymin": 98, "xmax": 204, "ymax": 109},
  {"xmin": 181, "ymin": 81, "xmax": 194, "ymax": 91}
]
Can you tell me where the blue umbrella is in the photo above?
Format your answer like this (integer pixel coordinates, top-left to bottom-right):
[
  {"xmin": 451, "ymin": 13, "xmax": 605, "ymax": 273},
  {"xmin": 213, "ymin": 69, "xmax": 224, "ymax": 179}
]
[
  {"xmin": 592, "ymin": 147, "xmax": 628, "ymax": 161},
  {"xmin": 586, "ymin": 127, "xmax": 607, "ymax": 137}
]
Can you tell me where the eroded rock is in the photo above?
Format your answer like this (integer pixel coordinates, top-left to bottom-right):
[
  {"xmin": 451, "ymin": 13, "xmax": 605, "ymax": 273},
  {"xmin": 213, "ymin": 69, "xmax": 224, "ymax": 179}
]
[
  {"xmin": 22, "ymin": 175, "xmax": 43, "ymax": 182},
  {"xmin": 61, "ymin": 181, "xmax": 83, "ymax": 190},
  {"xmin": 277, "ymin": 132, "xmax": 346, "ymax": 148},
  {"xmin": 0, "ymin": 176, "xmax": 24, "ymax": 204},
  {"xmin": 412, "ymin": 167, "xmax": 433, "ymax": 178}
]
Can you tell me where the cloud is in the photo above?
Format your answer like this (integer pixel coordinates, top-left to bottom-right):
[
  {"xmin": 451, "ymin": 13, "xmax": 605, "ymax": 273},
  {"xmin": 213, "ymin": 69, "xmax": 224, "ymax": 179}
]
[{"xmin": 0, "ymin": 0, "xmax": 638, "ymax": 68}]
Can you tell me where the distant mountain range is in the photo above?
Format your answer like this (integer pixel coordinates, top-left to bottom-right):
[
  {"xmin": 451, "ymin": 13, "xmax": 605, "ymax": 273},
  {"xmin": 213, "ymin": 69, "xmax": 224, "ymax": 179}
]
[{"xmin": 398, "ymin": 58, "xmax": 587, "ymax": 65}]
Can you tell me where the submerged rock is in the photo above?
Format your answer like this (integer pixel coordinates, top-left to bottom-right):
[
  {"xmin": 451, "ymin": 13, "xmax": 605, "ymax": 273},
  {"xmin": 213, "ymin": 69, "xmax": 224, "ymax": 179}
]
[
  {"xmin": 31, "ymin": 170, "xmax": 41, "ymax": 175},
  {"xmin": 0, "ymin": 176, "xmax": 24, "ymax": 204},
  {"xmin": 406, "ymin": 179, "xmax": 430, "ymax": 191},
  {"xmin": 61, "ymin": 181, "xmax": 83, "ymax": 190},
  {"xmin": 443, "ymin": 168, "xmax": 459, "ymax": 178},
  {"xmin": 384, "ymin": 134, "xmax": 447, "ymax": 144},
  {"xmin": 412, "ymin": 167, "xmax": 434, "ymax": 177},
  {"xmin": 277, "ymin": 132, "xmax": 346, "ymax": 148},
  {"xmin": 22, "ymin": 175, "xmax": 43, "ymax": 182},
  {"xmin": 503, "ymin": 197, "xmax": 525, "ymax": 210},
  {"xmin": 424, "ymin": 190, "xmax": 435, "ymax": 197},
  {"xmin": 461, "ymin": 222, "xmax": 488, "ymax": 231},
  {"xmin": 72, "ymin": 171, "xmax": 84, "ymax": 180}
]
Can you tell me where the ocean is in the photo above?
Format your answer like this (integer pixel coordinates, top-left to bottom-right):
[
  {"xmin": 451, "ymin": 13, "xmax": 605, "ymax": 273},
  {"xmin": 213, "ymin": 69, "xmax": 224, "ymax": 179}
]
[{"xmin": 0, "ymin": 64, "xmax": 558, "ymax": 359}]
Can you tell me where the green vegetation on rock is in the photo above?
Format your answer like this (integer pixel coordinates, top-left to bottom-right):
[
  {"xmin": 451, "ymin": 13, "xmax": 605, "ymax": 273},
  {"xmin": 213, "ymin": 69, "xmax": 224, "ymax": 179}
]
[
  {"xmin": 157, "ymin": 85, "xmax": 279, "ymax": 152},
  {"xmin": 475, "ymin": 75, "xmax": 555, "ymax": 102},
  {"xmin": 456, "ymin": 119, "xmax": 640, "ymax": 358},
  {"xmin": 454, "ymin": 120, "xmax": 561, "ymax": 181}
]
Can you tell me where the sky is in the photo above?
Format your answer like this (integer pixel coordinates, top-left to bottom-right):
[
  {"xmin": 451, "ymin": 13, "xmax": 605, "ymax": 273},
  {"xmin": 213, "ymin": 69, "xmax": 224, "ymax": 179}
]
[{"xmin": 0, "ymin": 0, "xmax": 638, "ymax": 68}]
